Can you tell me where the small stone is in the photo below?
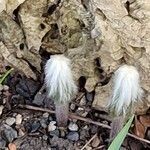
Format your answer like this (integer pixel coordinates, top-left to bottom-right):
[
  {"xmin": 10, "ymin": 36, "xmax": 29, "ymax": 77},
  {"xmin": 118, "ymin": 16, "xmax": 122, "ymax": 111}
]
[
  {"xmin": 67, "ymin": 132, "xmax": 79, "ymax": 141},
  {"xmin": 60, "ymin": 129, "xmax": 66, "ymax": 137},
  {"xmin": 48, "ymin": 116, "xmax": 53, "ymax": 121},
  {"xmin": 91, "ymin": 135, "xmax": 100, "ymax": 147},
  {"xmin": 12, "ymin": 113, "xmax": 17, "ymax": 117},
  {"xmin": 15, "ymin": 114, "xmax": 22, "ymax": 125},
  {"xmin": 49, "ymin": 129, "xmax": 60, "ymax": 137},
  {"xmin": 0, "ymin": 137, "xmax": 6, "ymax": 149},
  {"xmin": 80, "ymin": 129, "xmax": 90, "ymax": 140},
  {"xmin": 86, "ymin": 146, "xmax": 92, "ymax": 150},
  {"xmin": 70, "ymin": 103, "xmax": 76, "ymax": 110},
  {"xmin": 31, "ymin": 122, "xmax": 41, "ymax": 133},
  {"xmin": 0, "ymin": 105, "xmax": 4, "ymax": 116},
  {"xmin": 6, "ymin": 117, "xmax": 16, "ymax": 126},
  {"xmin": 3, "ymin": 98, "xmax": 6, "ymax": 104},
  {"xmin": 79, "ymin": 96, "xmax": 86, "ymax": 105},
  {"xmin": 68, "ymin": 122, "xmax": 78, "ymax": 131},
  {"xmin": 0, "ymin": 84, "xmax": 3, "ymax": 91},
  {"xmin": 3, "ymin": 125, "xmax": 17, "ymax": 142},
  {"xmin": 86, "ymin": 91, "xmax": 95, "ymax": 102},
  {"xmin": 76, "ymin": 107, "xmax": 84, "ymax": 116},
  {"xmin": 42, "ymin": 135, "xmax": 48, "ymax": 141},
  {"xmin": 43, "ymin": 112, "xmax": 49, "ymax": 118},
  {"xmin": 81, "ymin": 111, "xmax": 88, "ymax": 117},
  {"xmin": 40, "ymin": 119, "xmax": 47, "ymax": 129},
  {"xmin": 3, "ymin": 85, "xmax": 9, "ymax": 91},
  {"xmin": 18, "ymin": 129, "xmax": 25, "ymax": 137},
  {"xmin": 48, "ymin": 121, "xmax": 57, "ymax": 132},
  {"xmin": 83, "ymin": 125, "xmax": 88, "ymax": 130}
]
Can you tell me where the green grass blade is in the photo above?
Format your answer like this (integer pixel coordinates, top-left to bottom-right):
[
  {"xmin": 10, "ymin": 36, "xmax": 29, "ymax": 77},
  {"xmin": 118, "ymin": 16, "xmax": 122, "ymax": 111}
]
[
  {"xmin": 0, "ymin": 68, "xmax": 14, "ymax": 84},
  {"xmin": 108, "ymin": 115, "xmax": 134, "ymax": 150}
]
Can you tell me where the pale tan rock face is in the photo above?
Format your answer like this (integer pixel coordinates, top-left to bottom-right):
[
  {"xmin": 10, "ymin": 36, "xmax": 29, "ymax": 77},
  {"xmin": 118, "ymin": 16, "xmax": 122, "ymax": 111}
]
[{"xmin": 0, "ymin": 0, "xmax": 149, "ymax": 111}]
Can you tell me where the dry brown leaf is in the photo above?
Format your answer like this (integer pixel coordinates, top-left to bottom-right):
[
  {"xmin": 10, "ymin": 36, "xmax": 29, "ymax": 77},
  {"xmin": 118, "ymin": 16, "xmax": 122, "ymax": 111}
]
[
  {"xmin": 139, "ymin": 115, "xmax": 150, "ymax": 128},
  {"xmin": 8, "ymin": 143, "xmax": 17, "ymax": 150},
  {"xmin": 133, "ymin": 116, "xmax": 146, "ymax": 138}
]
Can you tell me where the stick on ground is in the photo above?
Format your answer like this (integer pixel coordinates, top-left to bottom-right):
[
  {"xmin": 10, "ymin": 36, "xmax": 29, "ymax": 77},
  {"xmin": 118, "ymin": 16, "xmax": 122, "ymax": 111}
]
[{"xmin": 18, "ymin": 104, "xmax": 150, "ymax": 145}]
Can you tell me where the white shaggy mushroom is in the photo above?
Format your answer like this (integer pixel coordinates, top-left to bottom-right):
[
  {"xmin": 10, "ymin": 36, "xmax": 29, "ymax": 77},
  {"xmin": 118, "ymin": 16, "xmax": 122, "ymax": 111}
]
[
  {"xmin": 108, "ymin": 65, "xmax": 143, "ymax": 140},
  {"xmin": 45, "ymin": 54, "xmax": 77, "ymax": 127}
]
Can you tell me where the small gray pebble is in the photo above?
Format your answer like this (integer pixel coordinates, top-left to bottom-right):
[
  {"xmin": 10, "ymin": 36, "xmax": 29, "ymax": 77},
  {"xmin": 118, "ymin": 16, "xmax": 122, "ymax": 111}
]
[
  {"xmin": 0, "ymin": 137, "xmax": 6, "ymax": 149},
  {"xmin": 42, "ymin": 135, "xmax": 48, "ymax": 141},
  {"xmin": 49, "ymin": 129, "xmax": 60, "ymax": 137},
  {"xmin": 40, "ymin": 119, "xmax": 47, "ymax": 129},
  {"xmin": 3, "ymin": 124, "xmax": 17, "ymax": 142},
  {"xmin": 6, "ymin": 117, "xmax": 16, "ymax": 126},
  {"xmin": 67, "ymin": 132, "xmax": 79, "ymax": 141},
  {"xmin": 68, "ymin": 122, "xmax": 78, "ymax": 131},
  {"xmin": 43, "ymin": 112, "xmax": 49, "ymax": 118}
]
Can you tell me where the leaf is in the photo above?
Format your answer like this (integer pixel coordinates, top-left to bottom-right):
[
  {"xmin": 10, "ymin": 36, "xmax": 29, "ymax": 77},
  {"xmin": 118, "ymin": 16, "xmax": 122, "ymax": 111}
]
[
  {"xmin": 133, "ymin": 116, "xmax": 145, "ymax": 138},
  {"xmin": 108, "ymin": 115, "xmax": 134, "ymax": 150},
  {"xmin": 139, "ymin": 115, "xmax": 150, "ymax": 127},
  {"xmin": 0, "ymin": 68, "xmax": 13, "ymax": 84}
]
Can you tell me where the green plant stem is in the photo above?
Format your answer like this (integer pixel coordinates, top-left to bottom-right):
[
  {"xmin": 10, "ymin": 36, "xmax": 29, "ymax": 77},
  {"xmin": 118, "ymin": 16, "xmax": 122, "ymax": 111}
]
[{"xmin": 0, "ymin": 68, "xmax": 14, "ymax": 84}]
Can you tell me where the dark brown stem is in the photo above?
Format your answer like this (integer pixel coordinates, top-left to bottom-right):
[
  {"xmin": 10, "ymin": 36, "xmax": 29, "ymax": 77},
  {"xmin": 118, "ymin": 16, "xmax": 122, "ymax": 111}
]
[
  {"xmin": 55, "ymin": 103, "xmax": 69, "ymax": 127},
  {"xmin": 109, "ymin": 116, "xmax": 125, "ymax": 142}
]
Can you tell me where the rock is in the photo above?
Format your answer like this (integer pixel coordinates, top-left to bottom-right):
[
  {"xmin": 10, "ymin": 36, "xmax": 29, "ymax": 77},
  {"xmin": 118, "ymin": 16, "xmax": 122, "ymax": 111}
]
[
  {"xmin": 70, "ymin": 103, "xmax": 76, "ymax": 110},
  {"xmin": 81, "ymin": 111, "xmax": 88, "ymax": 117},
  {"xmin": 48, "ymin": 116, "xmax": 53, "ymax": 121},
  {"xmin": 80, "ymin": 129, "xmax": 90, "ymax": 141},
  {"xmin": 18, "ymin": 129, "xmax": 25, "ymax": 137},
  {"xmin": 6, "ymin": 117, "xmax": 16, "ymax": 126},
  {"xmin": 30, "ymin": 122, "xmax": 41, "ymax": 133},
  {"xmin": 48, "ymin": 121, "xmax": 57, "ymax": 132},
  {"xmin": 67, "ymin": 132, "xmax": 79, "ymax": 141},
  {"xmin": 40, "ymin": 119, "xmax": 47, "ymax": 129},
  {"xmin": 42, "ymin": 135, "xmax": 48, "ymax": 141},
  {"xmin": 0, "ymin": 137, "xmax": 6, "ymax": 149},
  {"xmin": 49, "ymin": 129, "xmax": 60, "ymax": 137},
  {"xmin": 15, "ymin": 114, "xmax": 22, "ymax": 125},
  {"xmin": 60, "ymin": 129, "xmax": 66, "ymax": 138},
  {"xmin": 76, "ymin": 107, "xmax": 84, "ymax": 116},
  {"xmin": 33, "ymin": 87, "xmax": 46, "ymax": 106},
  {"xmin": 3, "ymin": 124, "xmax": 17, "ymax": 142},
  {"xmin": 86, "ymin": 146, "xmax": 92, "ymax": 150},
  {"xmin": 76, "ymin": 107, "xmax": 88, "ymax": 117},
  {"xmin": 43, "ymin": 112, "xmax": 49, "ymax": 118},
  {"xmin": 91, "ymin": 135, "xmax": 100, "ymax": 148},
  {"xmin": 92, "ymin": 83, "xmax": 112, "ymax": 112},
  {"xmin": 79, "ymin": 96, "xmax": 86, "ymax": 106},
  {"xmin": 86, "ymin": 91, "xmax": 95, "ymax": 102},
  {"xmin": 0, "ymin": 105, "xmax": 4, "ymax": 116},
  {"xmin": 3, "ymin": 85, "xmax": 9, "ymax": 91},
  {"xmin": 50, "ymin": 135, "xmax": 74, "ymax": 149},
  {"xmin": 68, "ymin": 122, "xmax": 79, "ymax": 131}
]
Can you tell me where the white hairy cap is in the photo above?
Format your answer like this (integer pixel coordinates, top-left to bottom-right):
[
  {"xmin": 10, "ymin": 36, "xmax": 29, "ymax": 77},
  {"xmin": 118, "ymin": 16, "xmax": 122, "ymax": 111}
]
[
  {"xmin": 45, "ymin": 55, "xmax": 77, "ymax": 104},
  {"xmin": 108, "ymin": 65, "xmax": 143, "ymax": 116}
]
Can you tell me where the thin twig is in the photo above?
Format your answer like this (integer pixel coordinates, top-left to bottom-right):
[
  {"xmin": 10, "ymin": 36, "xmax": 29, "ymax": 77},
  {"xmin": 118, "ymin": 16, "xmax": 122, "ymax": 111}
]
[
  {"xmin": 18, "ymin": 104, "xmax": 150, "ymax": 145},
  {"xmin": 93, "ymin": 145, "xmax": 105, "ymax": 150},
  {"xmin": 81, "ymin": 133, "xmax": 97, "ymax": 150}
]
